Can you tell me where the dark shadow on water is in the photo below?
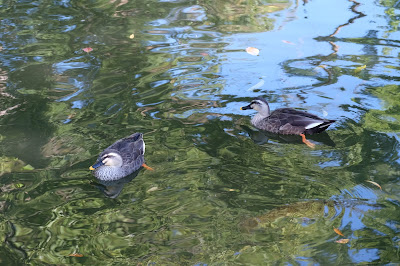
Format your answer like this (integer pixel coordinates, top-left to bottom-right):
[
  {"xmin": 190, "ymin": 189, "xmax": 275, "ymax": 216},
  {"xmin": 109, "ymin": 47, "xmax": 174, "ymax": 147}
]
[
  {"xmin": 91, "ymin": 168, "xmax": 142, "ymax": 198},
  {"xmin": 241, "ymin": 125, "xmax": 336, "ymax": 147}
]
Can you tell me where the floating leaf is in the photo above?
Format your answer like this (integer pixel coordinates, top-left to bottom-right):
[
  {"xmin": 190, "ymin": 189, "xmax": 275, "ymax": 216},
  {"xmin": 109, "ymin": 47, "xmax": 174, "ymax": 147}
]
[
  {"xmin": 147, "ymin": 186, "xmax": 158, "ymax": 192},
  {"xmin": 69, "ymin": 253, "xmax": 84, "ymax": 257},
  {"xmin": 221, "ymin": 188, "xmax": 240, "ymax": 192},
  {"xmin": 246, "ymin": 47, "xmax": 259, "ymax": 56},
  {"xmin": 67, "ymin": 113, "xmax": 76, "ymax": 120},
  {"xmin": 282, "ymin": 40, "xmax": 295, "ymax": 45},
  {"xmin": 247, "ymin": 80, "xmax": 265, "ymax": 91},
  {"xmin": 15, "ymin": 183, "xmax": 25, "ymax": 188},
  {"xmin": 129, "ymin": 34, "xmax": 135, "ymax": 39},
  {"xmin": 82, "ymin": 47, "xmax": 93, "ymax": 53},
  {"xmin": 354, "ymin": 65, "xmax": 366, "ymax": 73},
  {"xmin": 366, "ymin": 180, "xmax": 382, "ymax": 190},
  {"xmin": 335, "ymin": 239, "xmax": 349, "ymax": 244},
  {"xmin": 22, "ymin": 164, "xmax": 34, "ymax": 171},
  {"xmin": 333, "ymin": 226, "xmax": 344, "ymax": 236}
]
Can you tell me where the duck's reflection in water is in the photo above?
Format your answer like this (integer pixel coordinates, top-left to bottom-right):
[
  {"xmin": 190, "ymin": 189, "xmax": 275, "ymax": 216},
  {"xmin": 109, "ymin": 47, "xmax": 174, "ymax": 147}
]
[
  {"xmin": 241, "ymin": 125, "xmax": 336, "ymax": 147},
  {"xmin": 91, "ymin": 169, "xmax": 142, "ymax": 198}
]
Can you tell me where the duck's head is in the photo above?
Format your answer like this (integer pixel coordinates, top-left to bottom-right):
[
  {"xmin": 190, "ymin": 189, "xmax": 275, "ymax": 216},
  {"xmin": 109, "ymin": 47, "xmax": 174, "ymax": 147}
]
[
  {"xmin": 89, "ymin": 152, "xmax": 123, "ymax": 170},
  {"xmin": 241, "ymin": 97, "xmax": 270, "ymax": 116}
]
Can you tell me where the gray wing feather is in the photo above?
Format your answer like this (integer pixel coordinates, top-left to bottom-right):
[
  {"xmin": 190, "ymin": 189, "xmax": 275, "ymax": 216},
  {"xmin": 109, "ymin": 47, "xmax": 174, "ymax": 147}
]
[
  {"xmin": 102, "ymin": 133, "xmax": 144, "ymax": 165},
  {"xmin": 256, "ymin": 108, "xmax": 333, "ymax": 135}
]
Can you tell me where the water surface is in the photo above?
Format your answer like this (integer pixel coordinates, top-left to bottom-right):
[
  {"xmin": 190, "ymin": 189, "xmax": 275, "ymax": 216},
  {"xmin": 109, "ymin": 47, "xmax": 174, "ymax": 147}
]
[{"xmin": 1, "ymin": 0, "xmax": 400, "ymax": 264}]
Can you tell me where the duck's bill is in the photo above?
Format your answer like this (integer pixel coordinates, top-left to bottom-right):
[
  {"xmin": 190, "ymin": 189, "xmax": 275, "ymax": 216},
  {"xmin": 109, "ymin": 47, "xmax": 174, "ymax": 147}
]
[
  {"xmin": 89, "ymin": 161, "xmax": 104, "ymax": 170},
  {"xmin": 241, "ymin": 105, "xmax": 251, "ymax": 110}
]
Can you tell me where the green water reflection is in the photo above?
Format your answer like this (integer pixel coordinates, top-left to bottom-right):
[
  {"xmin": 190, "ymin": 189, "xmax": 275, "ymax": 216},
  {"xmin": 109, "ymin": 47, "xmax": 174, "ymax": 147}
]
[{"xmin": 1, "ymin": 0, "xmax": 400, "ymax": 264}]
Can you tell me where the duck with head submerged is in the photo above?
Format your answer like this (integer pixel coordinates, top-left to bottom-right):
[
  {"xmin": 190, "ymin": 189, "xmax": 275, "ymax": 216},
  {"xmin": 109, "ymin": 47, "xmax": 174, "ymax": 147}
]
[
  {"xmin": 89, "ymin": 133, "xmax": 153, "ymax": 181},
  {"xmin": 241, "ymin": 97, "xmax": 336, "ymax": 148}
]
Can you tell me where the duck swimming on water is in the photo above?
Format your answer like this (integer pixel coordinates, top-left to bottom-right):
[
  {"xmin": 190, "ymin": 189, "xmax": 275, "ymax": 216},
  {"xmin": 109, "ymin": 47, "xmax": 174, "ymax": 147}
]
[
  {"xmin": 241, "ymin": 97, "xmax": 336, "ymax": 148},
  {"xmin": 89, "ymin": 133, "xmax": 153, "ymax": 181}
]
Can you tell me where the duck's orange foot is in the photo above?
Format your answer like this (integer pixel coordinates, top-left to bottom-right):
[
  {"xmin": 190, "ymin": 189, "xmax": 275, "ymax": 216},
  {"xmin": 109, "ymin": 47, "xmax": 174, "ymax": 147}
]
[
  {"xmin": 142, "ymin": 163, "xmax": 154, "ymax": 171},
  {"xmin": 300, "ymin": 133, "xmax": 315, "ymax": 149}
]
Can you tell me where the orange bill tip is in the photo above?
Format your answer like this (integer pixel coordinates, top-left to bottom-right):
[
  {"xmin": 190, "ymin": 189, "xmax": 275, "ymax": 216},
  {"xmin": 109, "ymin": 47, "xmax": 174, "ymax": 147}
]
[
  {"xmin": 89, "ymin": 166, "xmax": 95, "ymax": 171},
  {"xmin": 240, "ymin": 107, "xmax": 243, "ymax": 110}
]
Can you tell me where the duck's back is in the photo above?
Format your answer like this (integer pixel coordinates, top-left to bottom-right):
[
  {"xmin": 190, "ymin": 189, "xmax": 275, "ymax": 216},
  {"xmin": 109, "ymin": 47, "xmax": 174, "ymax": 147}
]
[
  {"xmin": 272, "ymin": 108, "xmax": 323, "ymax": 120},
  {"xmin": 101, "ymin": 133, "xmax": 145, "ymax": 169}
]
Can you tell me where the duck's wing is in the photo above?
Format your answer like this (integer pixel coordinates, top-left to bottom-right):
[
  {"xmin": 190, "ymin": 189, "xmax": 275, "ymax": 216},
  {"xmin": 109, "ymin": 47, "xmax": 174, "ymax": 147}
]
[
  {"xmin": 272, "ymin": 108, "xmax": 334, "ymax": 134},
  {"xmin": 105, "ymin": 133, "xmax": 144, "ymax": 163},
  {"xmin": 122, "ymin": 133, "xmax": 144, "ymax": 163},
  {"xmin": 276, "ymin": 108, "xmax": 325, "ymax": 121}
]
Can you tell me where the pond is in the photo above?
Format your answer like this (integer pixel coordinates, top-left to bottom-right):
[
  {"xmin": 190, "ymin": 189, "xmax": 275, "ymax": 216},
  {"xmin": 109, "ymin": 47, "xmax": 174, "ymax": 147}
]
[{"xmin": 1, "ymin": 0, "xmax": 400, "ymax": 264}]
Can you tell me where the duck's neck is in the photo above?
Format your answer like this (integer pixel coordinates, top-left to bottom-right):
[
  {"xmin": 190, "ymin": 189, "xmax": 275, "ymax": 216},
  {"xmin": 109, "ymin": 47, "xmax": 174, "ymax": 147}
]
[
  {"xmin": 260, "ymin": 102, "xmax": 270, "ymax": 117},
  {"xmin": 251, "ymin": 113, "xmax": 267, "ymax": 126}
]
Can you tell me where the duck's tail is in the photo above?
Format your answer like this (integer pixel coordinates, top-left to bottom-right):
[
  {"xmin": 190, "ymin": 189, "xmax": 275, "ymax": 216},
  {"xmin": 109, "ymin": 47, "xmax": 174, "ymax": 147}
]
[{"xmin": 306, "ymin": 120, "xmax": 336, "ymax": 135}]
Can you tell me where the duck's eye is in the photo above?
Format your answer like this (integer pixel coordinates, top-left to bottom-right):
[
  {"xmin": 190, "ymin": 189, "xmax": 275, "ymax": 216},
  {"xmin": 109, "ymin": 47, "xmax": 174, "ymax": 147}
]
[{"xmin": 102, "ymin": 154, "xmax": 112, "ymax": 160}]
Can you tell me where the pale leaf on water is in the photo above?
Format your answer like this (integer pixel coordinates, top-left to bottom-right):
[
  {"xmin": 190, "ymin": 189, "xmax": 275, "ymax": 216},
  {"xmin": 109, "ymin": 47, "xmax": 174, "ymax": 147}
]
[
  {"xmin": 221, "ymin": 188, "xmax": 240, "ymax": 192},
  {"xmin": 147, "ymin": 186, "xmax": 159, "ymax": 192},
  {"xmin": 82, "ymin": 47, "xmax": 93, "ymax": 53},
  {"xmin": 247, "ymin": 80, "xmax": 265, "ymax": 91},
  {"xmin": 282, "ymin": 40, "xmax": 295, "ymax": 45},
  {"xmin": 246, "ymin": 47, "xmax": 259, "ymax": 56},
  {"xmin": 68, "ymin": 253, "xmax": 84, "ymax": 257},
  {"xmin": 366, "ymin": 180, "xmax": 382, "ymax": 190},
  {"xmin": 129, "ymin": 34, "xmax": 135, "ymax": 39},
  {"xmin": 335, "ymin": 239, "xmax": 349, "ymax": 244}
]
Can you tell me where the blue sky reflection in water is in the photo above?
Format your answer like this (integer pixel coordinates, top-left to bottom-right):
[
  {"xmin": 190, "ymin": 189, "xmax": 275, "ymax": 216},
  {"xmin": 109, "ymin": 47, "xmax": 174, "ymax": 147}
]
[{"xmin": 0, "ymin": 0, "xmax": 400, "ymax": 264}]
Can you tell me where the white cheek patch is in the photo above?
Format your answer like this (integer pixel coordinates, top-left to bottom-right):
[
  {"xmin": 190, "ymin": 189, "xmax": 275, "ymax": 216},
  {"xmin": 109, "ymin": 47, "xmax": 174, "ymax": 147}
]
[
  {"xmin": 100, "ymin": 152, "xmax": 123, "ymax": 167},
  {"xmin": 305, "ymin": 122, "xmax": 323, "ymax": 129}
]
